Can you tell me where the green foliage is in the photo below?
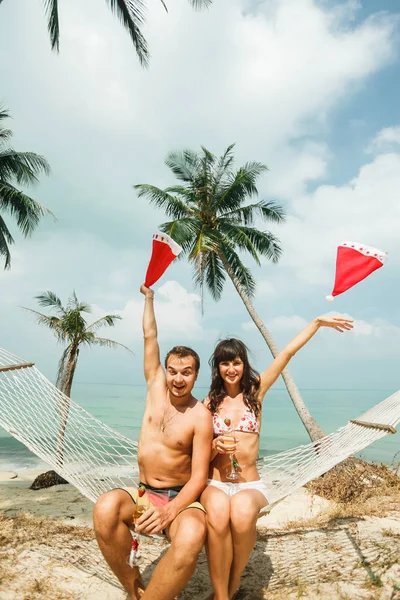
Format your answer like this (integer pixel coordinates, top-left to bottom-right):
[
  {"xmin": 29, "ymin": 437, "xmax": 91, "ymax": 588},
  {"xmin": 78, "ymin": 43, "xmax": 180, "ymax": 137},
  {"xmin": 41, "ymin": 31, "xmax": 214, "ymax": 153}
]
[
  {"xmin": 24, "ymin": 291, "xmax": 132, "ymax": 391},
  {"xmin": 0, "ymin": 106, "xmax": 51, "ymax": 269},
  {"xmin": 2, "ymin": 0, "xmax": 213, "ymax": 67},
  {"xmin": 135, "ymin": 144, "xmax": 286, "ymax": 301}
]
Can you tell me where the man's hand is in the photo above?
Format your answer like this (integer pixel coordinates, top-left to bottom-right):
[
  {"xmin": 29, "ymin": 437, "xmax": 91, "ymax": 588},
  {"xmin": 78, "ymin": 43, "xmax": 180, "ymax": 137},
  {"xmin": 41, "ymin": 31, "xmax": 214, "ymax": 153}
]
[
  {"xmin": 135, "ymin": 503, "xmax": 177, "ymax": 535},
  {"xmin": 140, "ymin": 284, "xmax": 154, "ymax": 298},
  {"xmin": 315, "ymin": 316, "xmax": 354, "ymax": 332}
]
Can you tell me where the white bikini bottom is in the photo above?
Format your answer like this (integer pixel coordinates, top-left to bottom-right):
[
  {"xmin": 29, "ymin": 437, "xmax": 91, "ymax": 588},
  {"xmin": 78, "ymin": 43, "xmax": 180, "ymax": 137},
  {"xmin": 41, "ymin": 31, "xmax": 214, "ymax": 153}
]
[{"xmin": 207, "ymin": 478, "xmax": 270, "ymax": 515}]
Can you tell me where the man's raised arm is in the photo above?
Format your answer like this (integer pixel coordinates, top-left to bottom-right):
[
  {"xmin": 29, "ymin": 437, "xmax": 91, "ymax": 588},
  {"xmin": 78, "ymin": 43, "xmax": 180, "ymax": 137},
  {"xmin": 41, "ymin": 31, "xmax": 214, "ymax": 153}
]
[{"xmin": 140, "ymin": 284, "xmax": 163, "ymax": 384}]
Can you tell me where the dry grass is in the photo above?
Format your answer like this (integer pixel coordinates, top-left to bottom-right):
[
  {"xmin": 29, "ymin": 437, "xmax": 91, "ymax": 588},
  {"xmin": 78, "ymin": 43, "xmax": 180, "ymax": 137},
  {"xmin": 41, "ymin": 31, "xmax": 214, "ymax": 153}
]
[
  {"xmin": 0, "ymin": 513, "xmax": 93, "ymax": 599},
  {"xmin": 306, "ymin": 458, "xmax": 400, "ymax": 504},
  {"xmin": 0, "ymin": 512, "xmax": 94, "ymax": 551},
  {"xmin": 22, "ymin": 576, "xmax": 80, "ymax": 600}
]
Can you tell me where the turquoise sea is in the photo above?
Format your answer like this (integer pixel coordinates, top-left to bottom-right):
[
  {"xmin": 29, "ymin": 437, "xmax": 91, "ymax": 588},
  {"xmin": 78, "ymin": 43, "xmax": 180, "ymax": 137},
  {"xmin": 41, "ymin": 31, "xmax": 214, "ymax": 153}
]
[{"xmin": 0, "ymin": 384, "xmax": 399, "ymax": 471}]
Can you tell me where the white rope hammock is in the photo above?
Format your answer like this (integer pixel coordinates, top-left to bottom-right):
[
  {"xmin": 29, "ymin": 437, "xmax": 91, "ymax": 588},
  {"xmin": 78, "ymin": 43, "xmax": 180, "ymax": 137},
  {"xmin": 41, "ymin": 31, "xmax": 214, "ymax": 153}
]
[{"xmin": 0, "ymin": 348, "xmax": 399, "ymax": 507}]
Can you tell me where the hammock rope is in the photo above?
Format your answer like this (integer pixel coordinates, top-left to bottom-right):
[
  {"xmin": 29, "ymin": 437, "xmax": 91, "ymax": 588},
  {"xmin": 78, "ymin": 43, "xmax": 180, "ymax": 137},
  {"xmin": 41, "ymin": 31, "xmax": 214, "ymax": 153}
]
[{"xmin": 0, "ymin": 348, "xmax": 398, "ymax": 507}]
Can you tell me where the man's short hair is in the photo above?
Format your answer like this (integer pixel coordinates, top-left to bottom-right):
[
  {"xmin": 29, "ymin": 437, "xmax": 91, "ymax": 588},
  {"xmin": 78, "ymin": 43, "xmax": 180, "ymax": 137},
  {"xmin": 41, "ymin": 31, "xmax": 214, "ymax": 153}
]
[{"xmin": 164, "ymin": 346, "xmax": 200, "ymax": 372}]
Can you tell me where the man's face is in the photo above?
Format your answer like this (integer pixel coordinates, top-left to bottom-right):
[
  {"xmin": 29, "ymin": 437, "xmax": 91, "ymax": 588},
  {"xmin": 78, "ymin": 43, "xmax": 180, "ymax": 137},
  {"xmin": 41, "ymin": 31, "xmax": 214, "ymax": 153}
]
[{"xmin": 166, "ymin": 355, "xmax": 198, "ymax": 398}]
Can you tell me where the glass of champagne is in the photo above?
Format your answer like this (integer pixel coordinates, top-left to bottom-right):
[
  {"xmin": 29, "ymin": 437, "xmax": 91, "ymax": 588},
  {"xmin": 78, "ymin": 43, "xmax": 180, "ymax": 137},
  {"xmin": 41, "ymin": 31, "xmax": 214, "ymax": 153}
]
[
  {"xmin": 223, "ymin": 418, "xmax": 240, "ymax": 481},
  {"xmin": 128, "ymin": 486, "xmax": 149, "ymax": 568}
]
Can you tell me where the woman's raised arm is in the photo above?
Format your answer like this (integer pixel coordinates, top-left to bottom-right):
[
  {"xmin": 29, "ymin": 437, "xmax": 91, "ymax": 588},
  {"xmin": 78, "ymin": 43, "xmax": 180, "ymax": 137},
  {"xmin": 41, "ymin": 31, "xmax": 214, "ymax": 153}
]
[{"xmin": 256, "ymin": 316, "xmax": 353, "ymax": 401}]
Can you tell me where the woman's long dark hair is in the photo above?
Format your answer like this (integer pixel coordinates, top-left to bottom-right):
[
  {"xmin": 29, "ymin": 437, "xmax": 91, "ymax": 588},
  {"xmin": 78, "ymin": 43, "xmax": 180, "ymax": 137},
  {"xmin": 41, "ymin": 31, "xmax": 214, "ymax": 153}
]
[{"xmin": 208, "ymin": 339, "xmax": 261, "ymax": 417}]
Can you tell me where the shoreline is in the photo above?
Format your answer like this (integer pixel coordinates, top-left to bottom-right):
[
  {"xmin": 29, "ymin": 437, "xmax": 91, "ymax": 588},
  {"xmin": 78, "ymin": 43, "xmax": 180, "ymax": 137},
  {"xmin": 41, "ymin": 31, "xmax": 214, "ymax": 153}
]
[{"xmin": 1, "ymin": 468, "xmax": 400, "ymax": 599}]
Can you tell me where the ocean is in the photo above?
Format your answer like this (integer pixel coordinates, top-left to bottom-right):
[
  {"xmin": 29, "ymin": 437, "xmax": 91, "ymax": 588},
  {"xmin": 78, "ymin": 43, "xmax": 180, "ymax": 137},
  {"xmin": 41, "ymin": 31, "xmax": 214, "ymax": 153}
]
[{"xmin": 0, "ymin": 384, "xmax": 398, "ymax": 471}]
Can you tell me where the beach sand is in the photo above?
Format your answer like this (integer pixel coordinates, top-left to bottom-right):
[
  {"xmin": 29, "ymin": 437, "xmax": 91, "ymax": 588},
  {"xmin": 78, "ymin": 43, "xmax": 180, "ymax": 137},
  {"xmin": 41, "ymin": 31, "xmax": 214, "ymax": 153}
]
[{"xmin": 0, "ymin": 469, "xmax": 399, "ymax": 599}]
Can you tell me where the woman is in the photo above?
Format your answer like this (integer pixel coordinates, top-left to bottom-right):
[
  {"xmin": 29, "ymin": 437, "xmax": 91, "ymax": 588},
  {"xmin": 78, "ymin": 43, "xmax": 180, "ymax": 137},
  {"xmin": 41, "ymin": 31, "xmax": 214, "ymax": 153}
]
[{"xmin": 201, "ymin": 315, "xmax": 353, "ymax": 600}]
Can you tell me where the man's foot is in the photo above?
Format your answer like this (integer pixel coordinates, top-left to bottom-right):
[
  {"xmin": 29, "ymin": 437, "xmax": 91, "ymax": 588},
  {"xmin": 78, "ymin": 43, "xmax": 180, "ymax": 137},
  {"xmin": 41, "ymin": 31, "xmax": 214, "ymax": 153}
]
[{"xmin": 128, "ymin": 575, "xmax": 145, "ymax": 599}]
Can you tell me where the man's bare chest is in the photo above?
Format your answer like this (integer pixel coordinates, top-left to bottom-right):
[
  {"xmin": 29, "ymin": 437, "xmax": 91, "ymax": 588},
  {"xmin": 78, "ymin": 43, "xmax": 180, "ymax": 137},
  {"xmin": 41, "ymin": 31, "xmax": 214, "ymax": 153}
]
[{"xmin": 141, "ymin": 405, "xmax": 194, "ymax": 451}]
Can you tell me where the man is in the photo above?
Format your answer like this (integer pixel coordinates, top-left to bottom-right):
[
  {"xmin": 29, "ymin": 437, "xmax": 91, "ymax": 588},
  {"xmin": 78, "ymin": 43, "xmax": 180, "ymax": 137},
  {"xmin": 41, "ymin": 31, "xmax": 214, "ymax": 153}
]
[{"xmin": 93, "ymin": 284, "xmax": 213, "ymax": 600}]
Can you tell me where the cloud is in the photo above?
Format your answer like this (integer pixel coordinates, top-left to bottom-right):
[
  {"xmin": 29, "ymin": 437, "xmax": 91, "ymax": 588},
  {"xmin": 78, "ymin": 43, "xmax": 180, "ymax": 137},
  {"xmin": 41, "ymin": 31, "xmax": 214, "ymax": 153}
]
[
  {"xmin": 270, "ymin": 150, "xmax": 400, "ymax": 291},
  {"xmin": 366, "ymin": 126, "xmax": 400, "ymax": 154},
  {"xmin": 103, "ymin": 281, "xmax": 206, "ymax": 345}
]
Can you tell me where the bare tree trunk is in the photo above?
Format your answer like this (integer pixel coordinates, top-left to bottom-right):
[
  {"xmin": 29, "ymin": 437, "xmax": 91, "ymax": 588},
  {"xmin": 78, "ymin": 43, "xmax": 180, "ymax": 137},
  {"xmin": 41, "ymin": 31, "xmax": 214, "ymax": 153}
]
[
  {"xmin": 56, "ymin": 346, "xmax": 78, "ymax": 465},
  {"xmin": 219, "ymin": 252, "xmax": 325, "ymax": 441}
]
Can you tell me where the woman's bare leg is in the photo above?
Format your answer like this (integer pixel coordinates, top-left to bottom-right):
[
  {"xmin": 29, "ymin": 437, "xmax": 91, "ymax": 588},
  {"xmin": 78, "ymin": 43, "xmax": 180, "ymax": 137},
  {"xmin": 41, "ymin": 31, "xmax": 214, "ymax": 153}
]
[
  {"xmin": 201, "ymin": 485, "xmax": 232, "ymax": 600},
  {"xmin": 228, "ymin": 490, "xmax": 267, "ymax": 599}
]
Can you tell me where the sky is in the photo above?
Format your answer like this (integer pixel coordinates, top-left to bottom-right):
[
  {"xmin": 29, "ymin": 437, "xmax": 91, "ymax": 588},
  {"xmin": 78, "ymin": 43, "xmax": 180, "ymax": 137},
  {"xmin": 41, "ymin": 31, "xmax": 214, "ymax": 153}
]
[{"xmin": 0, "ymin": 0, "xmax": 400, "ymax": 393}]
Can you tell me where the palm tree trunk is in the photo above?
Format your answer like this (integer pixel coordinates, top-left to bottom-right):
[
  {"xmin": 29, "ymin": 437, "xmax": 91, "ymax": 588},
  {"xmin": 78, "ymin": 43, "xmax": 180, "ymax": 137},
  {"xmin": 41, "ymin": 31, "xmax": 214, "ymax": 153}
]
[
  {"xmin": 56, "ymin": 346, "xmax": 79, "ymax": 465},
  {"xmin": 218, "ymin": 252, "xmax": 325, "ymax": 441}
]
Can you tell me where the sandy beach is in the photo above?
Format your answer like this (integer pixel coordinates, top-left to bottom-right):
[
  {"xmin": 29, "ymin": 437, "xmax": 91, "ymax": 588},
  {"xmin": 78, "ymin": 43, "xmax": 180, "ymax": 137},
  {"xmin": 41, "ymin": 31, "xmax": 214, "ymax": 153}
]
[{"xmin": 1, "ymin": 468, "xmax": 399, "ymax": 599}]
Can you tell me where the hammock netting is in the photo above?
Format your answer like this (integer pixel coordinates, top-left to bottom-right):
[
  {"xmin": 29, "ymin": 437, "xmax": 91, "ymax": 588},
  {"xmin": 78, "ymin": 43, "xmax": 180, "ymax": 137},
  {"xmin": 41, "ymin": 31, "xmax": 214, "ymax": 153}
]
[{"xmin": 0, "ymin": 348, "xmax": 399, "ymax": 507}]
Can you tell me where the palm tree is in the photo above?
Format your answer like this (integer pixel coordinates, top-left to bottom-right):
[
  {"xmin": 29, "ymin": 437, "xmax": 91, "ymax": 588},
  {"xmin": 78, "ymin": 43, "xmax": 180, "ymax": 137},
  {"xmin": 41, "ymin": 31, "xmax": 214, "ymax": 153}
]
[
  {"xmin": 25, "ymin": 291, "xmax": 132, "ymax": 470},
  {"xmin": 135, "ymin": 145, "xmax": 325, "ymax": 441},
  {"xmin": 0, "ymin": 106, "xmax": 51, "ymax": 269},
  {"xmin": 0, "ymin": 0, "xmax": 212, "ymax": 67}
]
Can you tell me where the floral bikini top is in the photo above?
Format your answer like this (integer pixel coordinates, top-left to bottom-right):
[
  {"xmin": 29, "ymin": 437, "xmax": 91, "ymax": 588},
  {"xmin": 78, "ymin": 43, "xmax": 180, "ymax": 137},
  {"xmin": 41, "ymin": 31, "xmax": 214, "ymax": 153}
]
[{"xmin": 213, "ymin": 407, "xmax": 260, "ymax": 436}]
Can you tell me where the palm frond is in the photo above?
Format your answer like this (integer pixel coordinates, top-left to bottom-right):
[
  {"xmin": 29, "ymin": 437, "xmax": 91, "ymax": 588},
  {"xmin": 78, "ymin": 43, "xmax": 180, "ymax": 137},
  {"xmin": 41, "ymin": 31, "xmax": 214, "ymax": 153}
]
[
  {"xmin": 0, "ymin": 105, "xmax": 10, "ymax": 124},
  {"xmin": 0, "ymin": 126, "xmax": 12, "ymax": 143},
  {"xmin": 43, "ymin": 0, "xmax": 60, "ymax": 52},
  {"xmin": 68, "ymin": 290, "xmax": 91, "ymax": 314},
  {"xmin": 187, "ymin": 0, "xmax": 213, "ymax": 8},
  {"xmin": 215, "ymin": 162, "xmax": 268, "ymax": 214},
  {"xmin": 203, "ymin": 252, "xmax": 225, "ymax": 301},
  {"xmin": 0, "ymin": 215, "xmax": 14, "ymax": 269},
  {"xmin": 0, "ymin": 150, "xmax": 50, "ymax": 185},
  {"xmin": 85, "ymin": 314, "xmax": 122, "ymax": 333},
  {"xmin": 159, "ymin": 218, "xmax": 202, "ymax": 254},
  {"xmin": 22, "ymin": 308, "xmax": 66, "ymax": 341},
  {"xmin": 221, "ymin": 223, "xmax": 283, "ymax": 263},
  {"xmin": 106, "ymin": 0, "xmax": 149, "ymax": 67},
  {"xmin": 0, "ymin": 182, "xmax": 53, "ymax": 237},
  {"xmin": 220, "ymin": 200, "xmax": 286, "ymax": 226},
  {"xmin": 187, "ymin": 224, "xmax": 221, "ymax": 260},
  {"xmin": 35, "ymin": 291, "xmax": 65, "ymax": 312},
  {"xmin": 165, "ymin": 149, "xmax": 200, "ymax": 183},
  {"xmin": 89, "ymin": 337, "xmax": 133, "ymax": 353},
  {"xmin": 217, "ymin": 221, "xmax": 261, "ymax": 265},
  {"xmin": 212, "ymin": 144, "xmax": 236, "ymax": 196},
  {"xmin": 134, "ymin": 184, "xmax": 193, "ymax": 219},
  {"xmin": 220, "ymin": 244, "xmax": 257, "ymax": 298}
]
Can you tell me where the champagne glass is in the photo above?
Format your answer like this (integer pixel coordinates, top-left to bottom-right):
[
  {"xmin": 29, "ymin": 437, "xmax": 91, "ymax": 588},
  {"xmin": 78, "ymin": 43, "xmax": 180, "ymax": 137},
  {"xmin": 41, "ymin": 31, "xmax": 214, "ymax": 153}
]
[
  {"xmin": 128, "ymin": 486, "xmax": 149, "ymax": 567},
  {"xmin": 223, "ymin": 418, "xmax": 240, "ymax": 481}
]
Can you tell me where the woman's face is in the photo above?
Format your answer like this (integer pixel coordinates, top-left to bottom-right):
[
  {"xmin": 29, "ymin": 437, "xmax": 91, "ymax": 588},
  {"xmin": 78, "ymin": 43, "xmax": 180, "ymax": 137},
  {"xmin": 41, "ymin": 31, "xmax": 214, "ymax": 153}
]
[{"xmin": 218, "ymin": 356, "xmax": 244, "ymax": 386}]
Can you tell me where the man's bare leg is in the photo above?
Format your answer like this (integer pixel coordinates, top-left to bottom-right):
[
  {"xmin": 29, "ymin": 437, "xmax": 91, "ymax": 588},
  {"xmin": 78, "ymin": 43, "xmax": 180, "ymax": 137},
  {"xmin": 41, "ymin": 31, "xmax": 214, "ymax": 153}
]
[
  {"xmin": 142, "ymin": 507, "xmax": 206, "ymax": 600},
  {"xmin": 93, "ymin": 490, "xmax": 145, "ymax": 600}
]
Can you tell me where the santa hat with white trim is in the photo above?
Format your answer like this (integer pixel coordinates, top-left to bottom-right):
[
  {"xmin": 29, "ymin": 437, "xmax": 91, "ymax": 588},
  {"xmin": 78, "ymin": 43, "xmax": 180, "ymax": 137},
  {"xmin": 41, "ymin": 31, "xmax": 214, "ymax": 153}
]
[
  {"xmin": 144, "ymin": 232, "xmax": 183, "ymax": 288},
  {"xmin": 326, "ymin": 241, "xmax": 388, "ymax": 302}
]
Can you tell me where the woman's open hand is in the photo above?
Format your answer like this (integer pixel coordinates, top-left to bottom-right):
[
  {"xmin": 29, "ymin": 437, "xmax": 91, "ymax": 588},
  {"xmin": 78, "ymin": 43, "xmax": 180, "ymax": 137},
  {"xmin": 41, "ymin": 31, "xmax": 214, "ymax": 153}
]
[
  {"xmin": 213, "ymin": 435, "xmax": 237, "ymax": 454},
  {"xmin": 316, "ymin": 316, "xmax": 354, "ymax": 332}
]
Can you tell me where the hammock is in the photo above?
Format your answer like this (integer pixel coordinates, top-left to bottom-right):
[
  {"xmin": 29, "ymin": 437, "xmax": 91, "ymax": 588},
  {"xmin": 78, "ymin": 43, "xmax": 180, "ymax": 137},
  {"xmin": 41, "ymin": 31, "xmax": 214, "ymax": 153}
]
[{"xmin": 0, "ymin": 348, "xmax": 399, "ymax": 507}]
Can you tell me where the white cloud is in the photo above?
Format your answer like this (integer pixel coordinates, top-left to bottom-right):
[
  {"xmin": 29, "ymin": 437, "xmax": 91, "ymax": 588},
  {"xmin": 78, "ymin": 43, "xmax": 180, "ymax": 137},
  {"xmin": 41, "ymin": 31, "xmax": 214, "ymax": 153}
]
[
  {"xmin": 366, "ymin": 126, "xmax": 400, "ymax": 154},
  {"xmin": 273, "ymin": 150, "xmax": 400, "ymax": 290},
  {"xmin": 104, "ymin": 281, "xmax": 206, "ymax": 344}
]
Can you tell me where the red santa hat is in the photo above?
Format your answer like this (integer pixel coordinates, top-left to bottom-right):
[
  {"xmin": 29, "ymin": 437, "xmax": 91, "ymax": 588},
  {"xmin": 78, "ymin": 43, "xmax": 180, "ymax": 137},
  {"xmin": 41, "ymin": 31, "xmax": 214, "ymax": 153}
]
[
  {"xmin": 326, "ymin": 241, "xmax": 387, "ymax": 301},
  {"xmin": 144, "ymin": 232, "xmax": 183, "ymax": 288}
]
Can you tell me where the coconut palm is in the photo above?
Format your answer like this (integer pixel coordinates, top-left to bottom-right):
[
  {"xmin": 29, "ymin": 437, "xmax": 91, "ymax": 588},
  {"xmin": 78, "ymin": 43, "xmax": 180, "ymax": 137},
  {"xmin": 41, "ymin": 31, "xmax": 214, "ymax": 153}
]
[
  {"xmin": 25, "ymin": 291, "xmax": 132, "ymax": 473},
  {"xmin": 0, "ymin": 106, "xmax": 51, "ymax": 269},
  {"xmin": 135, "ymin": 145, "xmax": 325, "ymax": 441},
  {"xmin": 0, "ymin": 0, "xmax": 212, "ymax": 67}
]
